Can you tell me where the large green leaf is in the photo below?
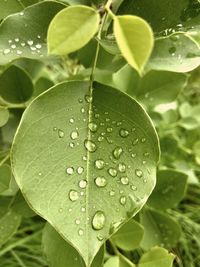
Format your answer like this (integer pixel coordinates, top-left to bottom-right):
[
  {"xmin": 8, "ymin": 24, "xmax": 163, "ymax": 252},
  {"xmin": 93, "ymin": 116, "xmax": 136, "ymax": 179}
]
[
  {"xmin": 47, "ymin": 5, "xmax": 100, "ymax": 55},
  {"xmin": 138, "ymin": 247, "xmax": 175, "ymax": 267},
  {"xmin": 140, "ymin": 208, "xmax": 181, "ymax": 250},
  {"xmin": 147, "ymin": 33, "xmax": 200, "ymax": 73},
  {"xmin": 0, "ymin": 165, "xmax": 11, "ymax": 194},
  {"xmin": 114, "ymin": 15, "xmax": 154, "ymax": 75},
  {"xmin": 148, "ymin": 169, "xmax": 188, "ymax": 210},
  {"xmin": 111, "ymin": 219, "xmax": 144, "ymax": 251},
  {"xmin": 42, "ymin": 223, "xmax": 104, "ymax": 267},
  {"xmin": 0, "ymin": 65, "xmax": 34, "ymax": 104},
  {"xmin": 0, "ymin": 1, "xmax": 64, "ymax": 65},
  {"xmin": 11, "ymin": 81, "xmax": 159, "ymax": 266}
]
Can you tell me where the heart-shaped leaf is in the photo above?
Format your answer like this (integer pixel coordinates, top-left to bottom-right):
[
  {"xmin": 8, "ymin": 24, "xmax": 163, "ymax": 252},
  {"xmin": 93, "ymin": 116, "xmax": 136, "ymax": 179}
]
[
  {"xmin": 47, "ymin": 5, "xmax": 100, "ymax": 55},
  {"xmin": 11, "ymin": 81, "xmax": 159, "ymax": 266},
  {"xmin": 114, "ymin": 15, "xmax": 154, "ymax": 75},
  {"xmin": 0, "ymin": 1, "xmax": 64, "ymax": 65}
]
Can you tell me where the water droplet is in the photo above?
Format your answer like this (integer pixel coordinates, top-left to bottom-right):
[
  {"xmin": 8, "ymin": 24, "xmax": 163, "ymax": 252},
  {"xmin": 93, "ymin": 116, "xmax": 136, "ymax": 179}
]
[
  {"xmin": 27, "ymin": 40, "xmax": 33, "ymax": 46},
  {"xmin": 17, "ymin": 50, "xmax": 22, "ymax": 55},
  {"xmin": 95, "ymin": 159, "xmax": 105, "ymax": 169},
  {"xmin": 82, "ymin": 155, "xmax": 87, "ymax": 161},
  {"xmin": 77, "ymin": 166, "xmax": 84, "ymax": 174},
  {"xmin": 135, "ymin": 169, "xmax": 143, "ymax": 178},
  {"xmin": 120, "ymin": 177, "xmax": 129, "ymax": 185},
  {"xmin": 88, "ymin": 122, "xmax": 98, "ymax": 132},
  {"xmin": 66, "ymin": 167, "xmax": 74, "ymax": 175},
  {"xmin": 69, "ymin": 142, "xmax": 75, "ymax": 148},
  {"xmin": 15, "ymin": 38, "xmax": 19, "ymax": 42},
  {"xmin": 78, "ymin": 98, "xmax": 83, "ymax": 103},
  {"xmin": 143, "ymin": 179, "xmax": 147, "ymax": 183},
  {"xmin": 71, "ymin": 131, "xmax": 79, "ymax": 140},
  {"xmin": 85, "ymin": 95, "xmax": 92, "ymax": 103},
  {"xmin": 131, "ymin": 153, "xmax": 136, "ymax": 158},
  {"xmin": 132, "ymin": 138, "xmax": 139, "ymax": 145},
  {"xmin": 113, "ymin": 147, "xmax": 123, "ymax": 159},
  {"xmin": 92, "ymin": 211, "xmax": 106, "ymax": 230},
  {"xmin": 131, "ymin": 185, "xmax": 137, "ymax": 191},
  {"xmin": 120, "ymin": 196, "xmax": 126, "ymax": 205},
  {"xmin": 69, "ymin": 118, "xmax": 74, "ymax": 124},
  {"xmin": 81, "ymin": 207, "xmax": 86, "ymax": 212},
  {"xmin": 141, "ymin": 138, "xmax": 146, "ymax": 143},
  {"xmin": 109, "ymin": 190, "xmax": 115, "ymax": 196},
  {"xmin": 119, "ymin": 128, "xmax": 129, "ymax": 137},
  {"xmin": 118, "ymin": 163, "xmax": 126, "ymax": 172},
  {"xmin": 53, "ymin": 127, "xmax": 57, "ymax": 131},
  {"xmin": 36, "ymin": 44, "xmax": 42, "ymax": 49},
  {"xmin": 97, "ymin": 234, "xmax": 104, "ymax": 241},
  {"xmin": 80, "ymin": 107, "xmax": 85, "ymax": 113},
  {"xmin": 84, "ymin": 139, "xmax": 96, "ymax": 152},
  {"xmin": 3, "ymin": 48, "xmax": 10, "ymax": 55},
  {"xmin": 58, "ymin": 129, "xmax": 64, "ymax": 138},
  {"xmin": 37, "ymin": 35, "xmax": 41, "ymax": 39},
  {"xmin": 106, "ymin": 127, "xmax": 113, "ymax": 133},
  {"xmin": 108, "ymin": 168, "xmax": 117, "ymax": 177},
  {"xmin": 11, "ymin": 44, "xmax": 16, "ymax": 49},
  {"xmin": 144, "ymin": 152, "xmax": 149, "ymax": 157},
  {"xmin": 95, "ymin": 177, "xmax": 107, "ymax": 187},
  {"xmin": 59, "ymin": 208, "xmax": 63, "ymax": 213},
  {"xmin": 78, "ymin": 229, "xmax": 84, "ymax": 236},
  {"xmin": 79, "ymin": 180, "xmax": 87, "ymax": 189},
  {"xmin": 94, "ymin": 113, "xmax": 100, "ymax": 118},
  {"xmin": 75, "ymin": 219, "xmax": 80, "ymax": 225},
  {"xmin": 69, "ymin": 190, "xmax": 79, "ymax": 201},
  {"xmin": 19, "ymin": 12, "xmax": 24, "ymax": 16}
]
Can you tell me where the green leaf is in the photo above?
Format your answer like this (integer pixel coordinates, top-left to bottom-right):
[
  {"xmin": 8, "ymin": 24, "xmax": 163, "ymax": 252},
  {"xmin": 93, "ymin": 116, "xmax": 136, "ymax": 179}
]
[
  {"xmin": 12, "ymin": 191, "xmax": 36, "ymax": 218},
  {"xmin": 43, "ymin": 223, "xmax": 104, "ymax": 267},
  {"xmin": 147, "ymin": 33, "xmax": 200, "ymax": 73},
  {"xmin": 0, "ymin": 197, "xmax": 21, "ymax": 246},
  {"xmin": 0, "ymin": 65, "xmax": 33, "ymax": 104},
  {"xmin": 11, "ymin": 81, "xmax": 159, "ymax": 266},
  {"xmin": 33, "ymin": 77, "xmax": 54, "ymax": 99},
  {"xmin": 0, "ymin": 108, "xmax": 9, "ymax": 127},
  {"xmin": 114, "ymin": 15, "xmax": 154, "ymax": 75},
  {"xmin": 111, "ymin": 219, "xmax": 144, "ymax": 251},
  {"xmin": 0, "ymin": 0, "xmax": 22, "ymax": 20},
  {"xmin": 47, "ymin": 5, "xmax": 100, "ymax": 55},
  {"xmin": 0, "ymin": 1, "xmax": 64, "ymax": 65},
  {"xmin": 140, "ymin": 208, "xmax": 181, "ymax": 250},
  {"xmin": 104, "ymin": 255, "xmax": 136, "ymax": 267},
  {"xmin": 138, "ymin": 247, "xmax": 175, "ymax": 267},
  {"xmin": 147, "ymin": 169, "xmax": 188, "ymax": 210},
  {"xmin": 0, "ymin": 164, "xmax": 11, "ymax": 194}
]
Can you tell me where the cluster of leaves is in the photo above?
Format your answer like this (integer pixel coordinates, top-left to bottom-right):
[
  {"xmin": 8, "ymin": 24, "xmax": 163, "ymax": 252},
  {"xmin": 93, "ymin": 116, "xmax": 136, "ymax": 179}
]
[{"xmin": 0, "ymin": 0, "xmax": 200, "ymax": 267}]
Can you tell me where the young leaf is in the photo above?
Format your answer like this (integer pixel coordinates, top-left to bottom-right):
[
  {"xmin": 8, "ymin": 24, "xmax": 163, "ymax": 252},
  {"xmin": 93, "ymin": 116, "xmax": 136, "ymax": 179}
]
[
  {"xmin": 114, "ymin": 15, "xmax": 154, "ymax": 75},
  {"xmin": 0, "ymin": 65, "xmax": 34, "ymax": 104},
  {"xmin": 140, "ymin": 208, "xmax": 181, "ymax": 250},
  {"xmin": 47, "ymin": 6, "xmax": 100, "ymax": 55},
  {"xmin": 0, "ymin": 1, "xmax": 64, "ymax": 65},
  {"xmin": 104, "ymin": 255, "xmax": 136, "ymax": 267},
  {"xmin": 111, "ymin": 219, "xmax": 144, "ymax": 251},
  {"xmin": 138, "ymin": 247, "xmax": 175, "ymax": 267},
  {"xmin": 148, "ymin": 169, "xmax": 188, "ymax": 210},
  {"xmin": 42, "ymin": 223, "xmax": 104, "ymax": 267},
  {"xmin": 11, "ymin": 81, "xmax": 159, "ymax": 266},
  {"xmin": 0, "ymin": 108, "xmax": 9, "ymax": 127}
]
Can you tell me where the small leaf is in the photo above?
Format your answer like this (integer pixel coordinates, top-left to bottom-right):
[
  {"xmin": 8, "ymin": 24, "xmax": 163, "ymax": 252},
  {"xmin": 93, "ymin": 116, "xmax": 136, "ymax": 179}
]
[
  {"xmin": 0, "ymin": 1, "xmax": 64, "ymax": 65},
  {"xmin": 0, "ymin": 165, "xmax": 11, "ymax": 194},
  {"xmin": 104, "ymin": 255, "xmax": 136, "ymax": 267},
  {"xmin": 0, "ymin": 65, "xmax": 34, "ymax": 104},
  {"xmin": 11, "ymin": 81, "xmax": 159, "ymax": 266},
  {"xmin": 0, "ymin": 108, "xmax": 9, "ymax": 127},
  {"xmin": 148, "ymin": 169, "xmax": 188, "ymax": 210},
  {"xmin": 111, "ymin": 219, "xmax": 144, "ymax": 251},
  {"xmin": 114, "ymin": 15, "xmax": 154, "ymax": 74},
  {"xmin": 138, "ymin": 247, "xmax": 175, "ymax": 267},
  {"xmin": 140, "ymin": 208, "xmax": 181, "ymax": 250},
  {"xmin": 42, "ymin": 223, "xmax": 104, "ymax": 267},
  {"xmin": 48, "ymin": 5, "xmax": 100, "ymax": 55}
]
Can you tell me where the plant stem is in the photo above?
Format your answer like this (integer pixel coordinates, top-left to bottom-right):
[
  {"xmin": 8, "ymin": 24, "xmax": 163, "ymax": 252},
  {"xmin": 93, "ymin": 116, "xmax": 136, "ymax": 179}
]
[
  {"xmin": 10, "ymin": 250, "xmax": 27, "ymax": 267},
  {"xmin": 0, "ymin": 153, "xmax": 10, "ymax": 167}
]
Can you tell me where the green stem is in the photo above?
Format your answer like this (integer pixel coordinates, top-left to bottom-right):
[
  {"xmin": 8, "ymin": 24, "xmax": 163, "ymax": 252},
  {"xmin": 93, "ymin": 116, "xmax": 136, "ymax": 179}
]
[
  {"xmin": 10, "ymin": 250, "xmax": 27, "ymax": 267},
  {"xmin": 0, "ymin": 153, "xmax": 10, "ymax": 167},
  {"xmin": 18, "ymin": 0, "xmax": 25, "ymax": 9},
  {"xmin": 0, "ymin": 230, "xmax": 42, "ymax": 257}
]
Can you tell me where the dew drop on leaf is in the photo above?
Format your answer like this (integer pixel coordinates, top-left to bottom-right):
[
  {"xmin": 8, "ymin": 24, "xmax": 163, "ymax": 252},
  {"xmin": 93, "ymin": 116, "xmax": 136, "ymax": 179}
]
[
  {"xmin": 95, "ymin": 177, "xmax": 107, "ymax": 187},
  {"xmin": 79, "ymin": 180, "xmax": 87, "ymax": 189},
  {"xmin": 95, "ymin": 159, "xmax": 105, "ymax": 169},
  {"xmin": 119, "ymin": 128, "xmax": 129, "ymax": 137},
  {"xmin": 78, "ymin": 229, "xmax": 84, "ymax": 236},
  {"xmin": 118, "ymin": 163, "xmax": 126, "ymax": 172},
  {"xmin": 84, "ymin": 139, "xmax": 97, "ymax": 152},
  {"xmin": 108, "ymin": 168, "xmax": 117, "ymax": 177},
  {"xmin": 112, "ymin": 146, "xmax": 123, "ymax": 159},
  {"xmin": 120, "ymin": 196, "xmax": 126, "ymax": 205},
  {"xmin": 58, "ymin": 129, "xmax": 64, "ymax": 138},
  {"xmin": 66, "ymin": 167, "xmax": 74, "ymax": 175},
  {"xmin": 88, "ymin": 122, "xmax": 98, "ymax": 132},
  {"xmin": 135, "ymin": 169, "xmax": 143, "ymax": 178},
  {"xmin": 132, "ymin": 138, "xmax": 139, "ymax": 146},
  {"xmin": 77, "ymin": 166, "xmax": 84, "ymax": 174},
  {"xmin": 69, "ymin": 190, "xmax": 79, "ymax": 201},
  {"xmin": 3, "ymin": 48, "xmax": 10, "ymax": 55},
  {"xmin": 92, "ymin": 211, "xmax": 106, "ymax": 230},
  {"xmin": 120, "ymin": 177, "xmax": 129, "ymax": 185},
  {"xmin": 70, "ymin": 131, "xmax": 79, "ymax": 140}
]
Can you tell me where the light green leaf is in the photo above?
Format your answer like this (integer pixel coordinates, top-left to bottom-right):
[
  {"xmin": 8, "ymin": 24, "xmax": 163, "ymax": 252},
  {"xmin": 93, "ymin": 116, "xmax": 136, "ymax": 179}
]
[
  {"xmin": 0, "ymin": 165, "xmax": 11, "ymax": 194},
  {"xmin": 0, "ymin": 65, "xmax": 33, "ymax": 104},
  {"xmin": 48, "ymin": 5, "xmax": 100, "ymax": 55},
  {"xmin": 114, "ymin": 15, "xmax": 154, "ymax": 75},
  {"xmin": 0, "ymin": 1, "xmax": 64, "ymax": 65},
  {"xmin": 148, "ymin": 169, "xmax": 188, "ymax": 210},
  {"xmin": 11, "ymin": 81, "xmax": 159, "ymax": 266},
  {"xmin": 147, "ymin": 33, "xmax": 200, "ymax": 73},
  {"xmin": 140, "ymin": 208, "xmax": 181, "ymax": 250},
  {"xmin": 42, "ymin": 223, "xmax": 104, "ymax": 267},
  {"xmin": 0, "ymin": 108, "xmax": 9, "ymax": 127},
  {"xmin": 104, "ymin": 255, "xmax": 136, "ymax": 267},
  {"xmin": 0, "ymin": 197, "xmax": 21, "ymax": 246},
  {"xmin": 138, "ymin": 247, "xmax": 175, "ymax": 267},
  {"xmin": 33, "ymin": 77, "xmax": 54, "ymax": 98},
  {"xmin": 111, "ymin": 219, "xmax": 144, "ymax": 251}
]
